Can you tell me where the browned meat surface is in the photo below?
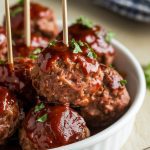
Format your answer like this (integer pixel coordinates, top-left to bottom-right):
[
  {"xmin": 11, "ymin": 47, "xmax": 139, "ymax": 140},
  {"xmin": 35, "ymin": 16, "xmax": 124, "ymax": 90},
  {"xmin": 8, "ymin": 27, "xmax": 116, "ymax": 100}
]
[
  {"xmin": 20, "ymin": 104, "xmax": 90, "ymax": 150},
  {"xmin": 0, "ymin": 58, "xmax": 37, "ymax": 112},
  {"xmin": 80, "ymin": 65, "xmax": 130, "ymax": 129},
  {"xmin": 7, "ymin": 2, "xmax": 58, "ymax": 40},
  {"xmin": 57, "ymin": 22, "xmax": 115, "ymax": 65},
  {"xmin": 0, "ymin": 87, "xmax": 20, "ymax": 144},
  {"xmin": 0, "ymin": 27, "xmax": 7, "ymax": 61}
]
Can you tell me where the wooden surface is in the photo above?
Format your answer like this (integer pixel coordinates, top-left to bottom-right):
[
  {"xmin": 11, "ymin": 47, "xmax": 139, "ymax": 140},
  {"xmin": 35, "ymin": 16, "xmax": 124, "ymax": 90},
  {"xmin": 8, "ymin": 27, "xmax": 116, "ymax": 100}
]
[{"xmin": 0, "ymin": 0, "xmax": 150, "ymax": 149}]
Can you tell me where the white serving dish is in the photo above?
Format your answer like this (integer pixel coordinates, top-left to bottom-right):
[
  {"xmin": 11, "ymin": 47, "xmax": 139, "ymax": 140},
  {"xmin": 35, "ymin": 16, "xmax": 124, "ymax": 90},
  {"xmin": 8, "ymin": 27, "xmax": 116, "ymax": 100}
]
[{"xmin": 48, "ymin": 38, "xmax": 146, "ymax": 150}]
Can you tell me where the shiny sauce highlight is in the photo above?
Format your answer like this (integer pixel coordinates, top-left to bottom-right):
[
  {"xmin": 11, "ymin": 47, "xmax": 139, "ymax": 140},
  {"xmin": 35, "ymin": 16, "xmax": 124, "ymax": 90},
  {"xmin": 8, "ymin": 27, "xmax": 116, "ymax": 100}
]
[{"xmin": 38, "ymin": 41, "xmax": 99, "ymax": 75}]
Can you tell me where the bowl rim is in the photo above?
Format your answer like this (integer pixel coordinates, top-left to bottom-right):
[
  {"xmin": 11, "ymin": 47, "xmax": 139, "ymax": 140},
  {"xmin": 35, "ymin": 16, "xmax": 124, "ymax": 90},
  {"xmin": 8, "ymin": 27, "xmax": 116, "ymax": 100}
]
[{"xmin": 49, "ymin": 39, "xmax": 146, "ymax": 150}]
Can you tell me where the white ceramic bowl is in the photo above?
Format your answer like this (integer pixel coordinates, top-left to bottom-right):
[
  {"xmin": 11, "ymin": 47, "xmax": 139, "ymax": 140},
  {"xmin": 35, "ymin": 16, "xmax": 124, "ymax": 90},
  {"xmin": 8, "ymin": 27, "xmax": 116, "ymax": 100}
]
[{"xmin": 48, "ymin": 38, "xmax": 146, "ymax": 150}]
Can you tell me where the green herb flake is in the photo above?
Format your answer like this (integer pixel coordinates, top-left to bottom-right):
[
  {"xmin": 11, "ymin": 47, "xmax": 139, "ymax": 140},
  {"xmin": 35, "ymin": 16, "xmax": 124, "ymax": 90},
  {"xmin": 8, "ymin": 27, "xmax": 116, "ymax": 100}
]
[
  {"xmin": 143, "ymin": 64, "xmax": 150, "ymax": 90},
  {"xmin": 76, "ymin": 16, "xmax": 93, "ymax": 28},
  {"xmin": 87, "ymin": 51, "xmax": 97, "ymax": 59},
  {"xmin": 33, "ymin": 48, "xmax": 41, "ymax": 55},
  {"xmin": 85, "ymin": 43, "xmax": 97, "ymax": 59},
  {"xmin": 29, "ymin": 54, "xmax": 38, "ymax": 60},
  {"xmin": 49, "ymin": 40, "xmax": 57, "ymax": 46},
  {"xmin": 37, "ymin": 114, "xmax": 48, "ymax": 123},
  {"xmin": 11, "ymin": 7, "xmax": 23, "ymax": 17},
  {"xmin": 119, "ymin": 80, "xmax": 127, "ymax": 86},
  {"xmin": 29, "ymin": 48, "xmax": 41, "ymax": 60},
  {"xmin": 34, "ymin": 103, "xmax": 45, "ymax": 113},
  {"xmin": 105, "ymin": 32, "xmax": 115, "ymax": 43},
  {"xmin": 78, "ymin": 41, "xmax": 84, "ymax": 47},
  {"xmin": 71, "ymin": 39, "xmax": 83, "ymax": 54}
]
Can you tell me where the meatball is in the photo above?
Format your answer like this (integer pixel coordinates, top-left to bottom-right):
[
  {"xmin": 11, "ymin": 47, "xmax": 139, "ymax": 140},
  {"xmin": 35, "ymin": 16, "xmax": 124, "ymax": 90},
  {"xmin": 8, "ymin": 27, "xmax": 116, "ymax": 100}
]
[
  {"xmin": 20, "ymin": 104, "xmax": 90, "ymax": 150},
  {"xmin": 31, "ymin": 40, "xmax": 101, "ymax": 106},
  {"xmin": 13, "ymin": 34, "xmax": 49, "ymax": 58},
  {"xmin": 31, "ymin": 40, "xmax": 130, "ymax": 129},
  {"xmin": 80, "ymin": 65, "xmax": 130, "ymax": 129},
  {"xmin": 0, "ymin": 58, "xmax": 36, "ymax": 111},
  {"xmin": 57, "ymin": 21, "xmax": 115, "ymax": 65},
  {"xmin": 8, "ymin": 2, "xmax": 58, "ymax": 40},
  {"xmin": 0, "ymin": 27, "xmax": 7, "ymax": 61},
  {"xmin": 32, "ymin": 40, "xmax": 129, "ymax": 107},
  {"xmin": 0, "ymin": 86, "xmax": 20, "ymax": 144}
]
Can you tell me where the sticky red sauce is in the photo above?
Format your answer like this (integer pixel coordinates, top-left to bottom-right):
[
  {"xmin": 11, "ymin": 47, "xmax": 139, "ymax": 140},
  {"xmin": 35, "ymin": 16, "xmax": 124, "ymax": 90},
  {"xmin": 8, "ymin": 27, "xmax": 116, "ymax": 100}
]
[
  {"xmin": 30, "ymin": 3, "xmax": 52, "ymax": 19},
  {"xmin": 0, "ymin": 59, "xmax": 36, "ymax": 111},
  {"xmin": 13, "ymin": 34, "xmax": 49, "ymax": 57},
  {"xmin": 58, "ymin": 24, "xmax": 114, "ymax": 57},
  {"xmin": 0, "ymin": 59, "xmax": 33, "ymax": 91},
  {"xmin": 38, "ymin": 41, "xmax": 99, "ymax": 75},
  {"xmin": 25, "ymin": 105, "xmax": 87, "ymax": 149},
  {"xmin": 0, "ymin": 87, "xmax": 15, "ymax": 113},
  {"xmin": 13, "ymin": 44, "xmax": 35, "ymax": 58}
]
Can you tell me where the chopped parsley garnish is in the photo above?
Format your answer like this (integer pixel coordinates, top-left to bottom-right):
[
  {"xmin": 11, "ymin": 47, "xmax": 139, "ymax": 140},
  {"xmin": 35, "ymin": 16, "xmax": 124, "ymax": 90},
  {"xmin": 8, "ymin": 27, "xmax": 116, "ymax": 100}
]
[
  {"xmin": 78, "ymin": 40, "xmax": 84, "ymax": 47},
  {"xmin": 87, "ymin": 51, "xmax": 97, "ymax": 59},
  {"xmin": 71, "ymin": 39, "xmax": 83, "ymax": 54},
  {"xmin": 37, "ymin": 114, "xmax": 48, "ymax": 123},
  {"xmin": 87, "ymin": 47, "xmax": 97, "ymax": 59},
  {"xmin": 29, "ymin": 55, "xmax": 38, "ymax": 60},
  {"xmin": 84, "ymin": 43, "xmax": 97, "ymax": 59},
  {"xmin": 105, "ymin": 31, "xmax": 115, "ymax": 43},
  {"xmin": 143, "ymin": 64, "xmax": 150, "ymax": 90},
  {"xmin": 119, "ymin": 80, "xmax": 127, "ymax": 86},
  {"xmin": 29, "ymin": 48, "xmax": 41, "ymax": 60},
  {"xmin": 76, "ymin": 16, "xmax": 93, "ymax": 28},
  {"xmin": 34, "ymin": 103, "xmax": 45, "ymax": 113},
  {"xmin": 11, "ymin": 7, "xmax": 23, "ymax": 17},
  {"xmin": 32, "ymin": 48, "xmax": 41, "ymax": 55},
  {"xmin": 0, "ymin": 60, "xmax": 5, "ymax": 64},
  {"xmin": 49, "ymin": 40, "xmax": 57, "ymax": 46},
  {"xmin": 70, "ymin": 39, "xmax": 97, "ymax": 59}
]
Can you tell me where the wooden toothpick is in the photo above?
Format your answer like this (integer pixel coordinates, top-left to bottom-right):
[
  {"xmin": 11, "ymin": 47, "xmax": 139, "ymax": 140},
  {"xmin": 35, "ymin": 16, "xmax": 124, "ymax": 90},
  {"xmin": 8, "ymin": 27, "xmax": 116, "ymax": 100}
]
[
  {"xmin": 62, "ymin": 0, "xmax": 68, "ymax": 46},
  {"xmin": 24, "ymin": 0, "xmax": 31, "ymax": 47},
  {"xmin": 5, "ymin": 0, "xmax": 13, "ymax": 65}
]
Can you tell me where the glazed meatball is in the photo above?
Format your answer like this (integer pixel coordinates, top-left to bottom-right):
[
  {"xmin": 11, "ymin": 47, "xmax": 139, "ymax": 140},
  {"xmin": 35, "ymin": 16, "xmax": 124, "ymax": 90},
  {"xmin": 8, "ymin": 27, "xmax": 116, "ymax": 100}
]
[
  {"xmin": 0, "ymin": 58, "xmax": 36, "ymax": 111},
  {"xmin": 20, "ymin": 104, "xmax": 90, "ymax": 150},
  {"xmin": 80, "ymin": 65, "xmax": 130, "ymax": 129},
  {"xmin": 57, "ymin": 21, "xmax": 115, "ymax": 65},
  {"xmin": 0, "ymin": 86, "xmax": 20, "ymax": 144},
  {"xmin": 31, "ymin": 40, "xmax": 101, "ymax": 106},
  {"xmin": 31, "ymin": 40, "xmax": 129, "ymax": 108},
  {"xmin": 8, "ymin": 2, "xmax": 58, "ymax": 40},
  {"xmin": 0, "ymin": 27, "xmax": 7, "ymax": 61}
]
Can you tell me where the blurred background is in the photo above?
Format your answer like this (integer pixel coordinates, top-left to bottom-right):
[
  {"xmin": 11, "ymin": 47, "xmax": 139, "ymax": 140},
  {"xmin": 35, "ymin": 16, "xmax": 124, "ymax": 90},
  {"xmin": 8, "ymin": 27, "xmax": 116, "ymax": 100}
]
[{"xmin": 0, "ymin": 0, "xmax": 150, "ymax": 150}]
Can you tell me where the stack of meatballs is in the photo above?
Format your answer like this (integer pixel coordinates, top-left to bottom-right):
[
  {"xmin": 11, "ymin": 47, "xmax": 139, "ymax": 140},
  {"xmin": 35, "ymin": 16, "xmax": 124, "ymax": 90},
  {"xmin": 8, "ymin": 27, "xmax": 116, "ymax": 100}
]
[{"xmin": 0, "ymin": 1, "xmax": 130, "ymax": 150}]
